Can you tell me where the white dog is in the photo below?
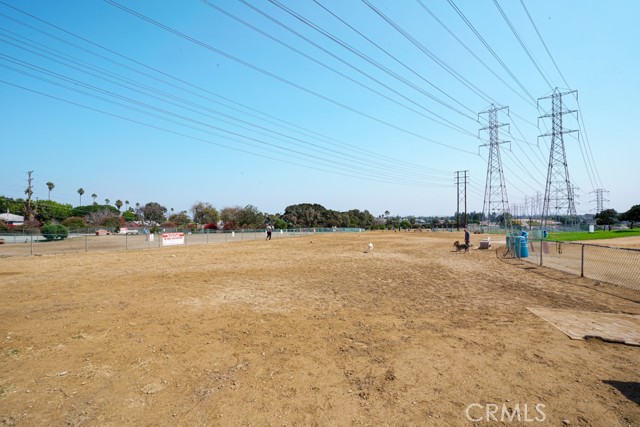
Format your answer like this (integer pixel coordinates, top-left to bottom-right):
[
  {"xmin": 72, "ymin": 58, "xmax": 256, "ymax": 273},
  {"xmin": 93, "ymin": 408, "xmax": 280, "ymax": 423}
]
[{"xmin": 367, "ymin": 242, "xmax": 373, "ymax": 253}]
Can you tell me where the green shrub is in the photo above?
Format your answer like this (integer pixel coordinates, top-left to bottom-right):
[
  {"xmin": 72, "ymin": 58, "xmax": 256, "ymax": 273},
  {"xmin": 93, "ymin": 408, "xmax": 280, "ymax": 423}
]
[
  {"xmin": 62, "ymin": 216, "xmax": 88, "ymax": 229},
  {"xmin": 71, "ymin": 204, "xmax": 118, "ymax": 217},
  {"xmin": 41, "ymin": 223, "xmax": 69, "ymax": 241},
  {"xmin": 122, "ymin": 210, "xmax": 137, "ymax": 222},
  {"xmin": 101, "ymin": 216, "xmax": 124, "ymax": 228}
]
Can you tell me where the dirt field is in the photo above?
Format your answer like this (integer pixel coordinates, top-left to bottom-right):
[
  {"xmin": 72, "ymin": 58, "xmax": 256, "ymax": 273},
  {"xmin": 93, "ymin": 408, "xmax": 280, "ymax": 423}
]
[{"xmin": 1, "ymin": 232, "xmax": 638, "ymax": 426}]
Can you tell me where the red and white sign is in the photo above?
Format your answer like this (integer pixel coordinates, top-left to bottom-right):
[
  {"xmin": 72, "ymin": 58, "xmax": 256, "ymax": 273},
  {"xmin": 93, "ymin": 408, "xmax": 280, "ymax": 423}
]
[{"xmin": 162, "ymin": 232, "xmax": 185, "ymax": 246}]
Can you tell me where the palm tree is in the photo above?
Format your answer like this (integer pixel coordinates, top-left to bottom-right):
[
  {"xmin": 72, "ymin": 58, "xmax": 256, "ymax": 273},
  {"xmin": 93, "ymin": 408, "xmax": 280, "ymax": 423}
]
[
  {"xmin": 105, "ymin": 198, "xmax": 110, "ymax": 206},
  {"xmin": 46, "ymin": 182, "xmax": 55, "ymax": 200},
  {"xmin": 78, "ymin": 188, "xmax": 85, "ymax": 206},
  {"xmin": 91, "ymin": 193, "xmax": 97, "ymax": 205},
  {"xmin": 115, "ymin": 200, "xmax": 123, "ymax": 212},
  {"xmin": 125, "ymin": 200, "xmax": 130, "ymax": 211}
]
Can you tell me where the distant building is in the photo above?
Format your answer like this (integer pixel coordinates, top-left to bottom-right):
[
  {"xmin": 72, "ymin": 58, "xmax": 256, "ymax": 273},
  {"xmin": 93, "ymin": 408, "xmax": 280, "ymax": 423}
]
[{"xmin": 0, "ymin": 212, "xmax": 24, "ymax": 225}]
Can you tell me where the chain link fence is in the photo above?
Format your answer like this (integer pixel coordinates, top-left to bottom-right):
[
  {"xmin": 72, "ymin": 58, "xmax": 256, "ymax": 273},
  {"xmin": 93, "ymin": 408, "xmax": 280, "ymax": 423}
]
[
  {"xmin": 0, "ymin": 228, "xmax": 364, "ymax": 257},
  {"xmin": 523, "ymin": 239, "xmax": 640, "ymax": 291}
]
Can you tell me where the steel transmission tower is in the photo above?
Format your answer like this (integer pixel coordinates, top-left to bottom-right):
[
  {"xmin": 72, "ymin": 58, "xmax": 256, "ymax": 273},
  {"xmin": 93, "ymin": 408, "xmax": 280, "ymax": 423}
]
[
  {"xmin": 479, "ymin": 105, "xmax": 510, "ymax": 225},
  {"xmin": 455, "ymin": 170, "xmax": 469, "ymax": 230},
  {"xmin": 591, "ymin": 188, "xmax": 610, "ymax": 213},
  {"xmin": 538, "ymin": 88, "xmax": 578, "ymax": 228}
]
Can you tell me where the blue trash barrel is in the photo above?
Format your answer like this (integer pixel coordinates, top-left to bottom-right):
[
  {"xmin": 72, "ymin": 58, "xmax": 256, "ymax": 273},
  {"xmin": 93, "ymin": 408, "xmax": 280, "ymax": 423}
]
[
  {"xmin": 543, "ymin": 230, "xmax": 548, "ymax": 238},
  {"xmin": 513, "ymin": 236, "xmax": 522, "ymax": 257},
  {"xmin": 520, "ymin": 231, "xmax": 529, "ymax": 258}
]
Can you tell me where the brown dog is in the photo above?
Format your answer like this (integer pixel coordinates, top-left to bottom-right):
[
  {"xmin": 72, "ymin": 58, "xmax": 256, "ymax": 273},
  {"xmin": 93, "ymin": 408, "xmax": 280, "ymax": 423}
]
[{"xmin": 453, "ymin": 240, "xmax": 470, "ymax": 253}]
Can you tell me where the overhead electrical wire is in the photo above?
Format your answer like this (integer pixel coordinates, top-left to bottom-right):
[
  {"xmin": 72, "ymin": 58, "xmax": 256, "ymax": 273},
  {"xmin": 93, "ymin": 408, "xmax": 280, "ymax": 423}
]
[
  {"xmin": 0, "ymin": 73, "xmax": 448, "ymax": 188},
  {"xmin": 0, "ymin": 28, "xmax": 452, "ymax": 183},
  {"xmin": 312, "ymin": 0, "xmax": 477, "ymax": 118},
  {"xmin": 411, "ymin": 0, "xmax": 550, "ymax": 187},
  {"xmin": 0, "ymin": 51, "xmax": 450, "ymax": 187},
  {"xmin": 103, "ymin": 0, "xmax": 478, "ymax": 155},
  {"xmin": 238, "ymin": 0, "xmax": 478, "ymax": 130},
  {"xmin": 518, "ymin": 0, "xmax": 570, "ymax": 89},
  {"xmin": 415, "ymin": 0, "xmax": 537, "ymax": 111},
  {"xmin": 361, "ymin": 0, "xmax": 496, "ymax": 108},
  {"xmin": 492, "ymin": 0, "xmax": 553, "ymax": 91},
  {"xmin": 201, "ymin": 0, "xmax": 477, "ymax": 138},
  {"xmin": 446, "ymin": 0, "xmax": 536, "ymax": 104},
  {"xmin": 519, "ymin": 0, "xmax": 603, "ymax": 189},
  {"xmin": 1, "ymin": 0, "xmax": 603, "ymax": 210},
  {"xmin": 0, "ymin": 1, "xmax": 458, "ymax": 176},
  {"xmin": 268, "ymin": 0, "xmax": 552, "ymax": 197}
]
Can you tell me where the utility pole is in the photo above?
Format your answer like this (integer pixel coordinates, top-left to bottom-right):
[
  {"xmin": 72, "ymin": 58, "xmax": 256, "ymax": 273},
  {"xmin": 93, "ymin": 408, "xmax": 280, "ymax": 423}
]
[
  {"xmin": 454, "ymin": 170, "xmax": 469, "ymax": 230},
  {"xmin": 25, "ymin": 170, "xmax": 34, "ymax": 221},
  {"xmin": 539, "ymin": 88, "xmax": 578, "ymax": 229},
  {"xmin": 590, "ymin": 188, "xmax": 609, "ymax": 214},
  {"xmin": 479, "ymin": 104, "xmax": 510, "ymax": 228}
]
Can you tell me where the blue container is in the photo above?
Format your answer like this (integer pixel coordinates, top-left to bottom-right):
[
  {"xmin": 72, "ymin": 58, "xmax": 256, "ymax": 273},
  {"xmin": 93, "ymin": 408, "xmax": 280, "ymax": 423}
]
[
  {"xmin": 512, "ymin": 236, "xmax": 522, "ymax": 257},
  {"xmin": 520, "ymin": 231, "xmax": 529, "ymax": 258},
  {"xmin": 543, "ymin": 230, "xmax": 548, "ymax": 238}
]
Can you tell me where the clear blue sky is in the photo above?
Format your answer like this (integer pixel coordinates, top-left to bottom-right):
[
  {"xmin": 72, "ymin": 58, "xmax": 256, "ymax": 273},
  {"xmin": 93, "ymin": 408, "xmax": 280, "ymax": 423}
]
[{"xmin": 1, "ymin": 0, "xmax": 638, "ymax": 217}]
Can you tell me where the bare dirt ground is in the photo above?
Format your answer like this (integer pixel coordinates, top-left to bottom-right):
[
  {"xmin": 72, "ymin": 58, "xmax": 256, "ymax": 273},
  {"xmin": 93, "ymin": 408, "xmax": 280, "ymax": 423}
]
[{"xmin": 0, "ymin": 231, "xmax": 638, "ymax": 426}]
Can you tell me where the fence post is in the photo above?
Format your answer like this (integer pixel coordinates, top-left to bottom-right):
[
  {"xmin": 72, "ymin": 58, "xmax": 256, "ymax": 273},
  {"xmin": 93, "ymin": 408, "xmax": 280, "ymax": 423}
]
[
  {"xmin": 125, "ymin": 233, "xmax": 128, "ymax": 250},
  {"xmin": 85, "ymin": 234, "xmax": 88, "ymax": 253},
  {"xmin": 581, "ymin": 244, "xmax": 585, "ymax": 277},
  {"xmin": 30, "ymin": 234, "xmax": 33, "ymax": 256},
  {"xmin": 539, "ymin": 238, "xmax": 543, "ymax": 266}
]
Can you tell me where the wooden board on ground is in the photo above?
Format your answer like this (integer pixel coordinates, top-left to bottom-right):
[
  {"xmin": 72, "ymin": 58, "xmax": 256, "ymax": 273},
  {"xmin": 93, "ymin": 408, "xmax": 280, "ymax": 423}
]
[{"xmin": 528, "ymin": 307, "xmax": 640, "ymax": 346}]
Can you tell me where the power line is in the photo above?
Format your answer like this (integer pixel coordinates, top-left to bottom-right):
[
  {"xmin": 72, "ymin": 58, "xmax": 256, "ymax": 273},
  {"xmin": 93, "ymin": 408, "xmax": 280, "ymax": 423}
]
[
  {"xmin": 361, "ymin": 0, "xmax": 496, "ymax": 107},
  {"xmin": 242, "ymin": 0, "xmax": 478, "ymax": 130},
  {"xmin": 103, "ymin": 0, "xmax": 478, "ymax": 155},
  {"xmin": 492, "ymin": 0, "xmax": 553, "ymax": 90},
  {"xmin": 0, "ymin": 55, "xmax": 450, "ymax": 187},
  {"xmin": 0, "ymin": 5, "xmax": 450, "ymax": 177},
  {"xmin": 1, "ymin": 78, "xmax": 452, "ymax": 188},
  {"xmin": 314, "ymin": 0, "xmax": 478, "ymax": 118},
  {"xmin": 415, "ymin": 0, "xmax": 536, "ymax": 108},
  {"xmin": 204, "ymin": 0, "xmax": 477, "ymax": 137},
  {"xmin": 446, "ymin": 0, "xmax": 537, "ymax": 104},
  {"xmin": 0, "ymin": 30, "xmax": 453, "ymax": 183},
  {"xmin": 519, "ymin": 0, "xmax": 604, "ymax": 189},
  {"xmin": 519, "ymin": 0, "xmax": 570, "ymax": 89}
]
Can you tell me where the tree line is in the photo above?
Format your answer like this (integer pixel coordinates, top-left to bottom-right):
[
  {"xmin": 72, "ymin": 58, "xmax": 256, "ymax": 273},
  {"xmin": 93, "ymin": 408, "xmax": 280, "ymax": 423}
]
[
  {"xmin": 3, "ymin": 192, "xmax": 637, "ymax": 233},
  {"xmin": 0, "ymin": 196, "xmax": 377, "ymax": 231},
  {"xmin": 594, "ymin": 205, "xmax": 640, "ymax": 230}
]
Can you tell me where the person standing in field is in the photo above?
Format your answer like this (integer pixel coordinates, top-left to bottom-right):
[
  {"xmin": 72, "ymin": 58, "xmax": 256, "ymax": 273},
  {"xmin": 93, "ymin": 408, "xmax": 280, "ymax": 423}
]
[
  {"xmin": 266, "ymin": 224, "xmax": 272, "ymax": 241},
  {"xmin": 464, "ymin": 228, "xmax": 470, "ymax": 246}
]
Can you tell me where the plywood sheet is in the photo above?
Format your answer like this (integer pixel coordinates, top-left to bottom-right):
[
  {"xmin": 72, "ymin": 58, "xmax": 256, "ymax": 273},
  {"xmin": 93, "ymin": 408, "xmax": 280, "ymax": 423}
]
[{"xmin": 527, "ymin": 307, "xmax": 640, "ymax": 346}]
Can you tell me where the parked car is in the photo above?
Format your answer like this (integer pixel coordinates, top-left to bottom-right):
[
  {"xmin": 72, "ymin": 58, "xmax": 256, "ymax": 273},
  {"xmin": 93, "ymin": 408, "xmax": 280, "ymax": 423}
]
[{"xmin": 118, "ymin": 228, "xmax": 139, "ymax": 235}]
